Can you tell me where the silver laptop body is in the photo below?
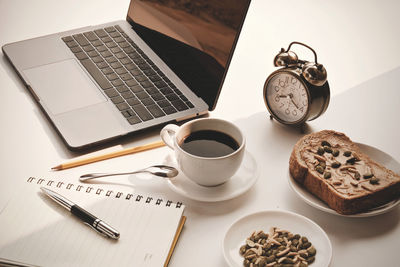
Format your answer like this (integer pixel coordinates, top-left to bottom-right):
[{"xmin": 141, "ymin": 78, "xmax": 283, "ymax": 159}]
[{"xmin": 3, "ymin": 1, "xmax": 251, "ymax": 150}]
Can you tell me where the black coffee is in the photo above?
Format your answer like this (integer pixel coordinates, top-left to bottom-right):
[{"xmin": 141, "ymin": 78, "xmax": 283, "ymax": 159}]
[{"xmin": 180, "ymin": 130, "xmax": 239, "ymax": 157}]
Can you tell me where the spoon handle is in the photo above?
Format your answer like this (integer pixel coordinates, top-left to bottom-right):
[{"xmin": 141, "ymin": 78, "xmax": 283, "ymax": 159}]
[{"xmin": 80, "ymin": 171, "xmax": 142, "ymax": 181}]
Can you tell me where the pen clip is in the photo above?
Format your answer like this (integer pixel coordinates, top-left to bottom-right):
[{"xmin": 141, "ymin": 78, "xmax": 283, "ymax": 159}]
[{"xmin": 84, "ymin": 222, "xmax": 109, "ymax": 238}]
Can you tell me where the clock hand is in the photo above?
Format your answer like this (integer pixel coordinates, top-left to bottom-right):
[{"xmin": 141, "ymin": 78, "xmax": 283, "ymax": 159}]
[
  {"xmin": 291, "ymin": 99, "xmax": 300, "ymax": 109},
  {"xmin": 288, "ymin": 93, "xmax": 300, "ymax": 109}
]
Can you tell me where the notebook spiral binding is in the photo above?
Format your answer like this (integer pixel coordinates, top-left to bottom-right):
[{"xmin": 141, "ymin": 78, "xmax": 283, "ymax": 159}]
[{"xmin": 27, "ymin": 177, "xmax": 183, "ymax": 208}]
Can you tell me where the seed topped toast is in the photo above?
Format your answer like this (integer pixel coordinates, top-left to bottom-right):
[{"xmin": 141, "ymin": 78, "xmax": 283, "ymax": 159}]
[{"xmin": 289, "ymin": 130, "xmax": 400, "ymax": 215}]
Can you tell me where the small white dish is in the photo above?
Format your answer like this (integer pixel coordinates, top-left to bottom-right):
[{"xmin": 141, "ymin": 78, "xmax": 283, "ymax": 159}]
[
  {"xmin": 223, "ymin": 210, "xmax": 332, "ymax": 267},
  {"xmin": 163, "ymin": 150, "xmax": 258, "ymax": 202},
  {"xmin": 288, "ymin": 142, "xmax": 400, "ymax": 217}
]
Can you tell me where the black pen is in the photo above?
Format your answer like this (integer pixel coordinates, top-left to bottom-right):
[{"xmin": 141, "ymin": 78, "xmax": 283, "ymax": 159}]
[{"xmin": 40, "ymin": 187, "xmax": 120, "ymax": 239}]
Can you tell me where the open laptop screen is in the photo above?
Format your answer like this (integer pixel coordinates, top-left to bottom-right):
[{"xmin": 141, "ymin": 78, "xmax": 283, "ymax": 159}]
[{"xmin": 127, "ymin": 0, "xmax": 251, "ymax": 110}]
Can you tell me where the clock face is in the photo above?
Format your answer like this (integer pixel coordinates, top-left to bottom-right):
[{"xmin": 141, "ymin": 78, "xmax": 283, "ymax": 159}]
[{"xmin": 265, "ymin": 72, "xmax": 309, "ymax": 124}]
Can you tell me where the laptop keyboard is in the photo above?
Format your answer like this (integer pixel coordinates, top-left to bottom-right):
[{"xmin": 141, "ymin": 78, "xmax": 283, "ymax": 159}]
[{"xmin": 61, "ymin": 25, "xmax": 194, "ymax": 125}]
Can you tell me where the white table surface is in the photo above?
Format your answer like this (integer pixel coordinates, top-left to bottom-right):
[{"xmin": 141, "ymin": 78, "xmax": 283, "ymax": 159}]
[{"xmin": 1, "ymin": 0, "xmax": 400, "ymax": 266}]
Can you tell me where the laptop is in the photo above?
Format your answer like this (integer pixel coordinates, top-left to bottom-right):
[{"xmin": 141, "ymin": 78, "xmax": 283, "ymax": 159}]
[{"xmin": 3, "ymin": 0, "xmax": 251, "ymax": 150}]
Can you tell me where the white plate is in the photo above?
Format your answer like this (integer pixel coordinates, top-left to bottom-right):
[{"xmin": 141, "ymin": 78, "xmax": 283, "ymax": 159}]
[
  {"xmin": 223, "ymin": 210, "xmax": 332, "ymax": 267},
  {"xmin": 163, "ymin": 151, "xmax": 259, "ymax": 202},
  {"xmin": 288, "ymin": 142, "xmax": 400, "ymax": 217}
]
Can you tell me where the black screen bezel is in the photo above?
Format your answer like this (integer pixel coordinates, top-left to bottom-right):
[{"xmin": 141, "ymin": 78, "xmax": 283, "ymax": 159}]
[{"xmin": 125, "ymin": 0, "xmax": 251, "ymax": 111}]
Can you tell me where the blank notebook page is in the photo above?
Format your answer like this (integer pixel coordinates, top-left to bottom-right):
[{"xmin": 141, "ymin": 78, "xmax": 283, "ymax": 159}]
[{"xmin": 0, "ymin": 178, "xmax": 185, "ymax": 267}]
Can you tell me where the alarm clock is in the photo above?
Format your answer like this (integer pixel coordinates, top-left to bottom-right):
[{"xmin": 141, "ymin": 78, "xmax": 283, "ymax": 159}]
[{"xmin": 263, "ymin": 42, "xmax": 330, "ymax": 126}]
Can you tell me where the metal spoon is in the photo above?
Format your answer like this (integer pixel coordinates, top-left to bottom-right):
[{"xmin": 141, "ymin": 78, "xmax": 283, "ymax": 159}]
[{"xmin": 79, "ymin": 165, "xmax": 179, "ymax": 182}]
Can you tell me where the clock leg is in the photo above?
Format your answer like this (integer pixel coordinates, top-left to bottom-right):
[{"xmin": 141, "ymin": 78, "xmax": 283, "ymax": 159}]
[
  {"xmin": 269, "ymin": 115, "xmax": 273, "ymax": 120},
  {"xmin": 300, "ymin": 123, "xmax": 306, "ymax": 134}
]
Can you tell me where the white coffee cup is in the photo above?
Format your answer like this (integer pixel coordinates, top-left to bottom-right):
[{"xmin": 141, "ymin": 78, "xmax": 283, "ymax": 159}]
[{"xmin": 160, "ymin": 118, "xmax": 245, "ymax": 187}]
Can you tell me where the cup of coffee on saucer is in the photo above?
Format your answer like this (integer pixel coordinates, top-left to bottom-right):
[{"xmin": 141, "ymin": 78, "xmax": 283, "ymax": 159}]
[{"xmin": 160, "ymin": 118, "xmax": 246, "ymax": 187}]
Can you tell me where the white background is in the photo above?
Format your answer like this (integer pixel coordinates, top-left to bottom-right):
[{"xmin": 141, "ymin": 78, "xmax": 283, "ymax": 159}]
[{"xmin": 1, "ymin": 0, "xmax": 400, "ymax": 266}]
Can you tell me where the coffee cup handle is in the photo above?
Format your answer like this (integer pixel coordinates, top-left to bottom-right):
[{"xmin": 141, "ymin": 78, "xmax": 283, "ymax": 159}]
[{"xmin": 160, "ymin": 124, "xmax": 180, "ymax": 149}]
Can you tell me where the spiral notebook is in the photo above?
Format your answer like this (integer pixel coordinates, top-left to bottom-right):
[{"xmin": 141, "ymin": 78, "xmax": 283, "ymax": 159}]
[{"xmin": 0, "ymin": 177, "xmax": 186, "ymax": 267}]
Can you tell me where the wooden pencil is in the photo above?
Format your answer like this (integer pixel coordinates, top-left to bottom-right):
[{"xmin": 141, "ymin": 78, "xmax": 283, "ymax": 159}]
[{"xmin": 52, "ymin": 140, "xmax": 165, "ymax": 171}]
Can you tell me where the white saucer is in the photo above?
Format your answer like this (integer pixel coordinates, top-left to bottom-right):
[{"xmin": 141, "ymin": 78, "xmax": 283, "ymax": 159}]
[
  {"xmin": 288, "ymin": 142, "xmax": 400, "ymax": 217},
  {"xmin": 223, "ymin": 210, "xmax": 332, "ymax": 267},
  {"xmin": 163, "ymin": 151, "xmax": 259, "ymax": 202}
]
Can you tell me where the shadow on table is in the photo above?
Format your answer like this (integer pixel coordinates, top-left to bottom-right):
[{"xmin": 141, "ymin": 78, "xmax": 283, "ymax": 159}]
[{"xmin": 287, "ymin": 191, "xmax": 400, "ymax": 238}]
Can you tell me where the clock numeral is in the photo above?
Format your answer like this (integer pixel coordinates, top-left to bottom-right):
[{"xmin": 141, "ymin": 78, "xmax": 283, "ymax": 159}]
[
  {"xmin": 291, "ymin": 77, "xmax": 297, "ymax": 85},
  {"xmin": 278, "ymin": 79, "xmax": 285, "ymax": 87},
  {"xmin": 292, "ymin": 110, "xmax": 297, "ymax": 116},
  {"xmin": 285, "ymin": 108, "xmax": 290, "ymax": 115},
  {"xmin": 302, "ymin": 100, "xmax": 307, "ymax": 106},
  {"xmin": 274, "ymin": 86, "xmax": 279, "ymax": 92},
  {"xmin": 279, "ymin": 103, "xmax": 284, "ymax": 108},
  {"xmin": 299, "ymin": 106, "xmax": 304, "ymax": 112},
  {"xmin": 274, "ymin": 94, "xmax": 280, "ymax": 102}
]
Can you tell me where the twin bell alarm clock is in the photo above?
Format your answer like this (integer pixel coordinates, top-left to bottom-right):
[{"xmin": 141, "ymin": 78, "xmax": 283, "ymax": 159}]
[{"xmin": 263, "ymin": 42, "xmax": 330, "ymax": 126}]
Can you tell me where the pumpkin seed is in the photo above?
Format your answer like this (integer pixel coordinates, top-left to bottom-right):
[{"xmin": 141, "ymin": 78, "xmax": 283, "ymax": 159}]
[
  {"xmin": 287, "ymin": 233, "xmax": 294, "ymax": 240},
  {"xmin": 323, "ymin": 146, "xmax": 333, "ymax": 153},
  {"xmin": 240, "ymin": 245, "xmax": 247, "ymax": 255},
  {"xmin": 245, "ymin": 253, "xmax": 256, "ymax": 260},
  {"xmin": 277, "ymin": 245, "xmax": 286, "ymax": 251},
  {"xmin": 283, "ymin": 257, "xmax": 295, "ymax": 264},
  {"xmin": 370, "ymin": 177, "xmax": 380, "ymax": 184},
  {"xmin": 363, "ymin": 173, "xmax": 373, "ymax": 179},
  {"xmin": 257, "ymin": 257, "xmax": 267, "ymax": 265},
  {"xmin": 346, "ymin": 157, "xmax": 357, "ymax": 165},
  {"xmin": 354, "ymin": 172, "xmax": 361, "ymax": 180},
  {"xmin": 323, "ymin": 172, "xmax": 331, "ymax": 179},
  {"xmin": 332, "ymin": 149, "xmax": 339, "ymax": 157},
  {"xmin": 240, "ymin": 229, "xmax": 317, "ymax": 267},
  {"xmin": 246, "ymin": 239, "xmax": 256, "ymax": 247},
  {"xmin": 331, "ymin": 161, "xmax": 341, "ymax": 168},
  {"xmin": 281, "ymin": 232, "xmax": 289, "ymax": 238},
  {"xmin": 317, "ymin": 146, "xmax": 325, "ymax": 155},
  {"xmin": 307, "ymin": 246, "xmax": 316, "ymax": 256},
  {"xmin": 244, "ymin": 249, "xmax": 256, "ymax": 257},
  {"xmin": 298, "ymin": 250, "xmax": 308, "ymax": 258},
  {"xmin": 319, "ymin": 161, "xmax": 326, "ymax": 169},
  {"xmin": 307, "ymin": 256, "xmax": 315, "ymax": 264},
  {"xmin": 260, "ymin": 232, "xmax": 268, "ymax": 239},
  {"xmin": 321, "ymin": 140, "xmax": 331, "ymax": 147},
  {"xmin": 302, "ymin": 242, "xmax": 312, "ymax": 249},
  {"xmin": 315, "ymin": 165, "xmax": 324, "ymax": 174},
  {"xmin": 343, "ymin": 151, "xmax": 352, "ymax": 157}
]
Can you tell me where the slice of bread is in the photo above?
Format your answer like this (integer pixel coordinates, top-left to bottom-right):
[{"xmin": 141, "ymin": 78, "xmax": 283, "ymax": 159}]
[{"xmin": 289, "ymin": 130, "xmax": 400, "ymax": 215}]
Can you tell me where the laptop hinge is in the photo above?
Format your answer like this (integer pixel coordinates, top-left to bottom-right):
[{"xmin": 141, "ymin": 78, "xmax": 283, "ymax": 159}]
[{"xmin": 175, "ymin": 110, "xmax": 208, "ymax": 122}]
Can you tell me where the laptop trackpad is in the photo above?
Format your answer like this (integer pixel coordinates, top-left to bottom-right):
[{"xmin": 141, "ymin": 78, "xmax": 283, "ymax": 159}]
[{"xmin": 23, "ymin": 59, "xmax": 107, "ymax": 115}]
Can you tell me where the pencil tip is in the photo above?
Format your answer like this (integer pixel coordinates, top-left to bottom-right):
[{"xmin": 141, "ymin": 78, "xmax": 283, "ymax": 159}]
[{"xmin": 51, "ymin": 165, "xmax": 61, "ymax": 171}]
